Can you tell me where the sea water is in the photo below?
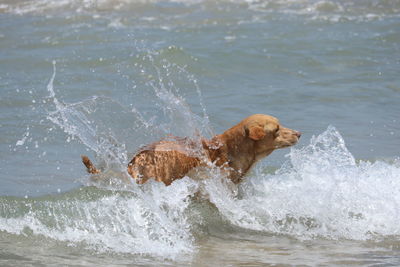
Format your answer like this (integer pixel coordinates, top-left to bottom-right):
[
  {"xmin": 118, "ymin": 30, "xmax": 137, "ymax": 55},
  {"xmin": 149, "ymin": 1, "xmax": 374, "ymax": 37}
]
[{"xmin": 1, "ymin": 0, "xmax": 400, "ymax": 265}]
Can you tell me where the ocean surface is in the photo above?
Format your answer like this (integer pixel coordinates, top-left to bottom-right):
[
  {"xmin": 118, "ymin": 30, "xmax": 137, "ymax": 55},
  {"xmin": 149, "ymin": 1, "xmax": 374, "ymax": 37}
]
[{"xmin": 1, "ymin": 0, "xmax": 400, "ymax": 266}]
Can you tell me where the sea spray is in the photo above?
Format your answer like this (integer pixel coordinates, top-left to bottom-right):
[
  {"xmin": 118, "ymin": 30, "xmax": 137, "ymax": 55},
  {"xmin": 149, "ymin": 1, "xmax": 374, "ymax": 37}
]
[
  {"xmin": 0, "ymin": 178, "xmax": 199, "ymax": 259},
  {"xmin": 46, "ymin": 43, "xmax": 212, "ymax": 169},
  {"xmin": 207, "ymin": 126, "xmax": 400, "ymax": 240}
]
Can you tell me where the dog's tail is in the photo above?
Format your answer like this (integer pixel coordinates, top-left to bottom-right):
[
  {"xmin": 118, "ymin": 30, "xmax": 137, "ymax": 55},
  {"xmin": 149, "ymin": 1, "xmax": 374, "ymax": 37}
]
[{"xmin": 81, "ymin": 155, "xmax": 101, "ymax": 174}]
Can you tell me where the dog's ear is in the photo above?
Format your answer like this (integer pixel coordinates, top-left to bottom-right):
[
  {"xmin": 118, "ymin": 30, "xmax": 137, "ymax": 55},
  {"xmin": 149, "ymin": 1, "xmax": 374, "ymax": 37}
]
[{"xmin": 246, "ymin": 125, "xmax": 266, "ymax": 141}]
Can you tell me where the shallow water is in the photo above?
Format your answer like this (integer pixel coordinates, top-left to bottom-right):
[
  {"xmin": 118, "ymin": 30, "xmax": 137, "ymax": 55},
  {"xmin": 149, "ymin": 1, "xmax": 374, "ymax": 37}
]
[{"xmin": 1, "ymin": 0, "xmax": 400, "ymax": 265}]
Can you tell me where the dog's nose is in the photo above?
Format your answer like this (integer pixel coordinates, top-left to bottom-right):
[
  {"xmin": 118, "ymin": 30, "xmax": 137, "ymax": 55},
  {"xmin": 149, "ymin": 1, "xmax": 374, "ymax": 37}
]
[{"xmin": 295, "ymin": 131, "xmax": 301, "ymax": 138}]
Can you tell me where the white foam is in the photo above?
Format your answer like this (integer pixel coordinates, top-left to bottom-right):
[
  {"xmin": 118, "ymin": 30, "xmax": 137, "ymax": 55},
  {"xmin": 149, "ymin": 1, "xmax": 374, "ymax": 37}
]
[
  {"xmin": 0, "ymin": 178, "xmax": 199, "ymax": 259},
  {"xmin": 207, "ymin": 126, "xmax": 400, "ymax": 240}
]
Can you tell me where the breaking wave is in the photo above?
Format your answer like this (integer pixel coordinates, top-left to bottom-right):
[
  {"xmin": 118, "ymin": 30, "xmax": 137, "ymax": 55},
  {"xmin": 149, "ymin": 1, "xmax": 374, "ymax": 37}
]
[{"xmin": 207, "ymin": 126, "xmax": 400, "ymax": 240}]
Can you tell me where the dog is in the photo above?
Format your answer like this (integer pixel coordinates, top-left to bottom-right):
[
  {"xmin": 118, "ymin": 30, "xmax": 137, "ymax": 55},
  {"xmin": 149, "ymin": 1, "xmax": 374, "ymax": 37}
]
[{"xmin": 82, "ymin": 114, "xmax": 301, "ymax": 186}]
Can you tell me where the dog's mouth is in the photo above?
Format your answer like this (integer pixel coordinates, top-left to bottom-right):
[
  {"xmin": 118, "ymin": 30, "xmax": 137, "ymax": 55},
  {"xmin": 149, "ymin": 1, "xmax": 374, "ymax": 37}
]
[
  {"xmin": 276, "ymin": 143, "xmax": 295, "ymax": 149},
  {"xmin": 275, "ymin": 136, "xmax": 300, "ymax": 149}
]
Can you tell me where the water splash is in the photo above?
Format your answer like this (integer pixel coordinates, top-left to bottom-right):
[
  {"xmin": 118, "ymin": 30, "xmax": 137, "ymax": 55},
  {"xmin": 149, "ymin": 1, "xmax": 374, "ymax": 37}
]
[
  {"xmin": 0, "ymin": 178, "xmax": 199, "ymax": 259},
  {"xmin": 130, "ymin": 42, "xmax": 212, "ymax": 141},
  {"xmin": 46, "ymin": 61, "xmax": 128, "ymax": 169},
  {"xmin": 45, "ymin": 43, "xmax": 212, "ymax": 169},
  {"xmin": 207, "ymin": 126, "xmax": 400, "ymax": 240}
]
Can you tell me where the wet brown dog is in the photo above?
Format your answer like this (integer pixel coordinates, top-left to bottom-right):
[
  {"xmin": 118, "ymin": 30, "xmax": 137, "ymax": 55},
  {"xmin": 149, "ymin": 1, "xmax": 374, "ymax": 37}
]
[{"xmin": 82, "ymin": 114, "xmax": 301, "ymax": 185}]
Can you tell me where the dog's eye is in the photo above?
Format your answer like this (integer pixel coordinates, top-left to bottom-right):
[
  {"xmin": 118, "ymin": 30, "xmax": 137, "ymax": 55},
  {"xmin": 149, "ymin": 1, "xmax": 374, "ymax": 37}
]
[{"xmin": 274, "ymin": 126, "xmax": 280, "ymax": 136}]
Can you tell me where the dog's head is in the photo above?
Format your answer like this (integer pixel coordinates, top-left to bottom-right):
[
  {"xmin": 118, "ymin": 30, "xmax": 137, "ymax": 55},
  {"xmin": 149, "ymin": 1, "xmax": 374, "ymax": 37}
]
[{"xmin": 244, "ymin": 114, "xmax": 301, "ymax": 154}]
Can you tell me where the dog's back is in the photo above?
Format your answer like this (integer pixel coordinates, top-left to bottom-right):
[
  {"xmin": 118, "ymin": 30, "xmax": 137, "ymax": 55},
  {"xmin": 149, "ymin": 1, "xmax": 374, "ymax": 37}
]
[{"xmin": 127, "ymin": 138, "xmax": 205, "ymax": 185}]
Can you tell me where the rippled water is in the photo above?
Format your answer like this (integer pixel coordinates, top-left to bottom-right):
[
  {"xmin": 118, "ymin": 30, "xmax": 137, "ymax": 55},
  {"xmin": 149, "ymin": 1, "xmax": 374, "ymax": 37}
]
[{"xmin": 1, "ymin": 0, "xmax": 400, "ymax": 266}]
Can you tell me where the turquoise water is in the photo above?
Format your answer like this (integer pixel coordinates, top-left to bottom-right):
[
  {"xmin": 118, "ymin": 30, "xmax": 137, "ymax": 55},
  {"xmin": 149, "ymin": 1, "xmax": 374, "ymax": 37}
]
[{"xmin": 1, "ymin": 0, "xmax": 400, "ymax": 265}]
